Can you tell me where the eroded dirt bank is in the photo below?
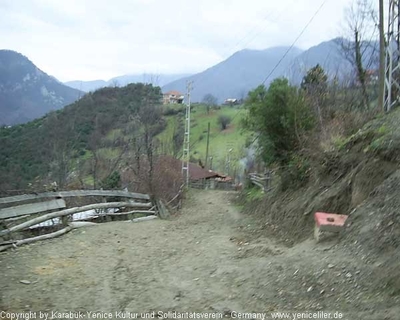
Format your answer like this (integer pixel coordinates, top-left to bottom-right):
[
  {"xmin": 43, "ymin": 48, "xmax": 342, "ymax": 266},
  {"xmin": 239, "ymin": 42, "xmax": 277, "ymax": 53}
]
[{"xmin": 0, "ymin": 190, "xmax": 399, "ymax": 319}]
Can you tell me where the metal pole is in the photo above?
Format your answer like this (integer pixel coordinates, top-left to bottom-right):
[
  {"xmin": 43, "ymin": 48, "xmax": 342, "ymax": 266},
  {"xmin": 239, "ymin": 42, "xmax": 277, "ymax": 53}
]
[
  {"xmin": 379, "ymin": 0, "xmax": 385, "ymax": 111},
  {"xmin": 182, "ymin": 81, "xmax": 193, "ymax": 186}
]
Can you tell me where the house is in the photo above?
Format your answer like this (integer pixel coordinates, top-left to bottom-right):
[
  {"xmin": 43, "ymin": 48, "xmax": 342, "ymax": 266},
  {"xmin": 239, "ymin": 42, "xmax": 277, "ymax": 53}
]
[
  {"xmin": 224, "ymin": 98, "xmax": 238, "ymax": 106},
  {"xmin": 157, "ymin": 155, "xmax": 232, "ymax": 189},
  {"xmin": 163, "ymin": 90, "xmax": 185, "ymax": 104}
]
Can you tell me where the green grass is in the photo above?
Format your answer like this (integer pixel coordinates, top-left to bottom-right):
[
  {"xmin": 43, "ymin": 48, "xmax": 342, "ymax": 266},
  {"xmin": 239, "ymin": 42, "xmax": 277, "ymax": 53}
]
[{"xmin": 158, "ymin": 104, "xmax": 249, "ymax": 173}]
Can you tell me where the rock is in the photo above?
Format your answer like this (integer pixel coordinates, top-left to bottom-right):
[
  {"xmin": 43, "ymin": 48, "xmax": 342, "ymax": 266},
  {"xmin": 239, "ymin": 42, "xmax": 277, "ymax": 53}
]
[
  {"xmin": 345, "ymin": 272, "xmax": 352, "ymax": 278},
  {"xmin": 293, "ymin": 269, "xmax": 299, "ymax": 276},
  {"xmin": 19, "ymin": 280, "xmax": 31, "ymax": 285},
  {"xmin": 328, "ymin": 264, "xmax": 335, "ymax": 269},
  {"xmin": 320, "ymin": 289, "xmax": 325, "ymax": 294},
  {"xmin": 307, "ymin": 286, "xmax": 313, "ymax": 292}
]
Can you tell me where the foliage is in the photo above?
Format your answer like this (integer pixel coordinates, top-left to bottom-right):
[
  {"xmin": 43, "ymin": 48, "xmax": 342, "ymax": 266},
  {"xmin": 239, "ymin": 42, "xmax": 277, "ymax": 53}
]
[
  {"xmin": 280, "ymin": 154, "xmax": 311, "ymax": 191},
  {"xmin": 217, "ymin": 115, "xmax": 232, "ymax": 130},
  {"xmin": 301, "ymin": 64, "xmax": 328, "ymax": 93},
  {"xmin": 242, "ymin": 78, "xmax": 315, "ymax": 165},
  {"xmin": 245, "ymin": 186, "xmax": 264, "ymax": 202},
  {"xmin": 100, "ymin": 171, "xmax": 121, "ymax": 190},
  {"xmin": 0, "ymin": 83, "xmax": 162, "ymax": 192}
]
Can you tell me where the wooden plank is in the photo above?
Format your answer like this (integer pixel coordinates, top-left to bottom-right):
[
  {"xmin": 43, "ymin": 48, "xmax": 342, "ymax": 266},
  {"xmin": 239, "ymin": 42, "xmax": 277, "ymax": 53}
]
[
  {"xmin": 0, "ymin": 201, "xmax": 152, "ymax": 236},
  {"xmin": 0, "ymin": 190, "xmax": 150, "ymax": 205},
  {"xmin": 0, "ymin": 221, "xmax": 97, "ymax": 252},
  {"xmin": 98, "ymin": 210, "xmax": 156, "ymax": 216},
  {"xmin": 0, "ymin": 199, "xmax": 66, "ymax": 220}
]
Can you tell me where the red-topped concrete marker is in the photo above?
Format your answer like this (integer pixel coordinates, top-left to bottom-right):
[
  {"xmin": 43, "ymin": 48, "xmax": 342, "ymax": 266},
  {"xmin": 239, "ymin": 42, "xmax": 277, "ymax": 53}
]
[{"xmin": 314, "ymin": 212, "xmax": 349, "ymax": 242}]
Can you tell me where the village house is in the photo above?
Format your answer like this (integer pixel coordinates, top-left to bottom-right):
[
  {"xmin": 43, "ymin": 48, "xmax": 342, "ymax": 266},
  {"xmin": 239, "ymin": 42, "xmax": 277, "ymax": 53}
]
[
  {"xmin": 223, "ymin": 98, "xmax": 239, "ymax": 106},
  {"xmin": 163, "ymin": 90, "xmax": 185, "ymax": 105},
  {"xmin": 157, "ymin": 155, "xmax": 233, "ymax": 190}
]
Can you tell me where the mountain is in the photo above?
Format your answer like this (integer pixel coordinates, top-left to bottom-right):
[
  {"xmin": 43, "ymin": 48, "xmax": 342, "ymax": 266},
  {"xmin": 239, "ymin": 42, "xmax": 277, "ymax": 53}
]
[
  {"xmin": 162, "ymin": 46, "xmax": 304, "ymax": 103},
  {"xmin": 63, "ymin": 80, "xmax": 107, "ymax": 92},
  {"xmin": 0, "ymin": 50, "xmax": 83, "ymax": 125},
  {"xmin": 162, "ymin": 38, "xmax": 378, "ymax": 103},
  {"xmin": 287, "ymin": 38, "xmax": 378, "ymax": 84},
  {"xmin": 65, "ymin": 73, "xmax": 192, "ymax": 92}
]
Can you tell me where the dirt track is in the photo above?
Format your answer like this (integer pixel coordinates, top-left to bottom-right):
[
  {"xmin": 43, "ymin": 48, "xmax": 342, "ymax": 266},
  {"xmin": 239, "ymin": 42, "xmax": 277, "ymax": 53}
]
[{"xmin": 0, "ymin": 190, "xmax": 399, "ymax": 319}]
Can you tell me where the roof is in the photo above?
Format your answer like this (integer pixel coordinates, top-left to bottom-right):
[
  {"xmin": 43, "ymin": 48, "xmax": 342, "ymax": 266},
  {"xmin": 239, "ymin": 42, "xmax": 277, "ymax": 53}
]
[
  {"xmin": 164, "ymin": 90, "xmax": 183, "ymax": 97},
  {"xmin": 157, "ymin": 155, "xmax": 226, "ymax": 181}
]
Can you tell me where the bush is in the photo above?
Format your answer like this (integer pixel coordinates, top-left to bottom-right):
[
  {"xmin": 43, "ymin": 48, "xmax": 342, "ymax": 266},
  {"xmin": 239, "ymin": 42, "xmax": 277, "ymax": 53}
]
[
  {"xmin": 218, "ymin": 115, "xmax": 232, "ymax": 130},
  {"xmin": 242, "ymin": 78, "xmax": 315, "ymax": 165}
]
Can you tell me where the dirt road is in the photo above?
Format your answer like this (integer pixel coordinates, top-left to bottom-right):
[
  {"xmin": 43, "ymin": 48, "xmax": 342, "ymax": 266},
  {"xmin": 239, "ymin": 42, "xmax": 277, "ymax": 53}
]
[{"xmin": 0, "ymin": 190, "xmax": 398, "ymax": 319}]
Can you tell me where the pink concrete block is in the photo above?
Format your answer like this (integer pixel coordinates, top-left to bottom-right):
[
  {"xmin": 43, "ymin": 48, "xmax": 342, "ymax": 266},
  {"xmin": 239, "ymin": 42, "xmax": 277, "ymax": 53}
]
[{"xmin": 314, "ymin": 212, "xmax": 348, "ymax": 228}]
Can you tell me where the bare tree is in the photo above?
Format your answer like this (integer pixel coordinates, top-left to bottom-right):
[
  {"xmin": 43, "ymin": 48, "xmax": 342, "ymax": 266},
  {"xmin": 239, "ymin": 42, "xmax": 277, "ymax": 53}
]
[
  {"xmin": 338, "ymin": 0, "xmax": 378, "ymax": 108},
  {"xmin": 202, "ymin": 93, "xmax": 218, "ymax": 114}
]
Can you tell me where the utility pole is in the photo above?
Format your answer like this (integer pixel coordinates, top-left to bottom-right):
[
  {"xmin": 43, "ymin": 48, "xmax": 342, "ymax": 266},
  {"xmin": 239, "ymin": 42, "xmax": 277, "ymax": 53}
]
[
  {"xmin": 204, "ymin": 122, "xmax": 210, "ymax": 169},
  {"xmin": 182, "ymin": 80, "xmax": 193, "ymax": 186},
  {"xmin": 384, "ymin": 0, "xmax": 400, "ymax": 112},
  {"xmin": 378, "ymin": 0, "xmax": 385, "ymax": 111}
]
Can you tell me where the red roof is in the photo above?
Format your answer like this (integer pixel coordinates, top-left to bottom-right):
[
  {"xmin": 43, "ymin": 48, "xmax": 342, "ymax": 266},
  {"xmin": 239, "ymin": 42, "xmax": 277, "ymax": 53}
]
[
  {"xmin": 157, "ymin": 155, "xmax": 225, "ymax": 181},
  {"xmin": 164, "ymin": 90, "xmax": 183, "ymax": 97}
]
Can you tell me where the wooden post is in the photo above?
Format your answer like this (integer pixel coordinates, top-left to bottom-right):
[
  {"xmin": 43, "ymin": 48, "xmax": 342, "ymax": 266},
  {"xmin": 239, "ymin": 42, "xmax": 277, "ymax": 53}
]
[{"xmin": 205, "ymin": 122, "xmax": 210, "ymax": 169}]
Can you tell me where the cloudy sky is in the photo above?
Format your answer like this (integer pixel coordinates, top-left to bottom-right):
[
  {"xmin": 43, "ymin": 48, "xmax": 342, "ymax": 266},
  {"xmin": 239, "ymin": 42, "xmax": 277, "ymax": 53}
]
[{"xmin": 0, "ymin": 0, "xmax": 356, "ymax": 82}]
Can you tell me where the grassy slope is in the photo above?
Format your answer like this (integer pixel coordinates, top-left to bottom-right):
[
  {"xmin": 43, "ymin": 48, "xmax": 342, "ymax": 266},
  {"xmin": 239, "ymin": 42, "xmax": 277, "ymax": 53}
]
[{"xmin": 158, "ymin": 104, "xmax": 249, "ymax": 174}]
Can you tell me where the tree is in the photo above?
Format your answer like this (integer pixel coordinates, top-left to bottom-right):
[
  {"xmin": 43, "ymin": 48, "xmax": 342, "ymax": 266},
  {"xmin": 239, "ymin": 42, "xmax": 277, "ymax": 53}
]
[
  {"xmin": 301, "ymin": 64, "xmax": 328, "ymax": 129},
  {"xmin": 242, "ymin": 78, "xmax": 315, "ymax": 165},
  {"xmin": 338, "ymin": 0, "xmax": 378, "ymax": 109},
  {"xmin": 202, "ymin": 93, "xmax": 218, "ymax": 114},
  {"xmin": 217, "ymin": 115, "xmax": 231, "ymax": 130}
]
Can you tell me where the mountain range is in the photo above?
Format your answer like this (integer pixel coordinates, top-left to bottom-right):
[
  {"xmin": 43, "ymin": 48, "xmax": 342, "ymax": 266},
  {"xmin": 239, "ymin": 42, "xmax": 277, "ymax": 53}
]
[
  {"xmin": 1, "ymin": 38, "xmax": 378, "ymax": 125},
  {"xmin": 162, "ymin": 38, "xmax": 377, "ymax": 103},
  {"xmin": 65, "ymin": 73, "xmax": 191, "ymax": 92},
  {"xmin": 0, "ymin": 50, "xmax": 83, "ymax": 125}
]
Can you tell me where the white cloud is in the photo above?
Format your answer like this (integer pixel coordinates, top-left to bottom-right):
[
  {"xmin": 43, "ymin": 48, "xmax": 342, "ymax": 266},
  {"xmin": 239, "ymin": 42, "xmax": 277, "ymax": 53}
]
[{"xmin": 0, "ymin": 0, "xmax": 354, "ymax": 81}]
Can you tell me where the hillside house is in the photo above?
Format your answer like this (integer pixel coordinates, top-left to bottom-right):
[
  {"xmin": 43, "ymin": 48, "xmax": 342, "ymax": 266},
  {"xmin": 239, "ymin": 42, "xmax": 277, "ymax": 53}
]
[
  {"xmin": 163, "ymin": 90, "xmax": 184, "ymax": 104},
  {"xmin": 157, "ymin": 155, "xmax": 233, "ymax": 189},
  {"xmin": 224, "ymin": 98, "xmax": 238, "ymax": 106}
]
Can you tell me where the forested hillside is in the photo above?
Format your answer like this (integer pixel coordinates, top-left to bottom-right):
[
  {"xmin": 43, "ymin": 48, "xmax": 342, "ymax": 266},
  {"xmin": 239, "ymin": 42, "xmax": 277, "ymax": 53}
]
[{"xmin": 0, "ymin": 84, "xmax": 163, "ymax": 193}]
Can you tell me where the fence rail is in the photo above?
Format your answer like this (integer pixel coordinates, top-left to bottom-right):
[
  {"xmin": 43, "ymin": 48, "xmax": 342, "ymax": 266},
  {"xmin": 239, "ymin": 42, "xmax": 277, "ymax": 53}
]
[
  {"xmin": 0, "ymin": 189, "xmax": 166, "ymax": 252},
  {"xmin": 249, "ymin": 172, "xmax": 272, "ymax": 192}
]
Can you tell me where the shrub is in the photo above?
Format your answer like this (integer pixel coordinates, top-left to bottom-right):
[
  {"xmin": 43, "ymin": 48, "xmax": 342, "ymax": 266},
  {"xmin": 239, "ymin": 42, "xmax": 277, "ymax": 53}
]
[{"xmin": 218, "ymin": 115, "xmax": 232, "ymax": 130}]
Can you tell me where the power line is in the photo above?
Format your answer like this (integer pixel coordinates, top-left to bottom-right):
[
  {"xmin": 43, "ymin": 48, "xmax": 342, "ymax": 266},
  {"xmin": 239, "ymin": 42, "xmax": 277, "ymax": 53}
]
[
  {"xmin": 194, "ymin": 0, "xmax": 330, "ymax": 168},
  {"xmin": 191, "ymin": 0, "xmax": 297, "ymax": 94},
  {"xmin": 261, "ymin": 0, "xmax": 329, "ymax": 85}
]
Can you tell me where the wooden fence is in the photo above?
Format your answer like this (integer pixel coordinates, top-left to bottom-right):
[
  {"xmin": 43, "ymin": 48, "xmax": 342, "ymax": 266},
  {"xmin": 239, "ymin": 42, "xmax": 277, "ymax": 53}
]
[
  {"xmin": 249, "ymin": 172, "xmax": 272, "ymax": 192},
  {"xmin": 0, "ymin": 189, "xmax": 169, "ymax": 252}
]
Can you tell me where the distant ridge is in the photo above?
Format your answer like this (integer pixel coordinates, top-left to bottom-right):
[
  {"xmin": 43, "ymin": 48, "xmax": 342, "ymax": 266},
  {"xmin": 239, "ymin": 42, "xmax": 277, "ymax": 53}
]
[
  {"xmin": 65, "ymin": 73, "xmax": 192, "ymax": 92},
  {"xmin": 0, "ymin": 50, "xmax": 83, "ymax": 125}
]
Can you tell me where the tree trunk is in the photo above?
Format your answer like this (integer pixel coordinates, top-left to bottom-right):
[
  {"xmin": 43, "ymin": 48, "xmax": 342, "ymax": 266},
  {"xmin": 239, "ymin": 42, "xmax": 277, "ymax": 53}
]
[{"xmin": 355, "ymin": 29, "xmax": 369, "ymax": 108}]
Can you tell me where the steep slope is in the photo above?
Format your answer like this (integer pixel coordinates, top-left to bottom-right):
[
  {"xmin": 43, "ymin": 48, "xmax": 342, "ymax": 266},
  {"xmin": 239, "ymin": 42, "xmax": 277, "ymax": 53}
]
[
  {"xmin": 162, "ymin": 46, "xmax": 304, "ymax": 103},
  {"xmin": 0, "ymin": 83, "xmax": 162, "ymax": 191},
  {"xmin": 65, "ymin": 73, "xmax": 191, "ymax": 92},
  {"xmin": 0, "ymin": 50, "xmax": 83, "ymax": 125}
]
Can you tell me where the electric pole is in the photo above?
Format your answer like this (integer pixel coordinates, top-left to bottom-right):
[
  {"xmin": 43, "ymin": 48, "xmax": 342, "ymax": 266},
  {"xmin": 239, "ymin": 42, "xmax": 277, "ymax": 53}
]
[
  {"xmin": 378, "ymin": 0, "xmax": 385, "ymax": 111},
  {"xmin": 205, "ymin": 122, "xmax": 210, "ymax": 169},
  {"xmin": 182, "ymin": 80, "xmax": 193, "ymax": 186},
  {"xmin": 384, "ymin": 0, "xmax": 400, "ymax": 112}
]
